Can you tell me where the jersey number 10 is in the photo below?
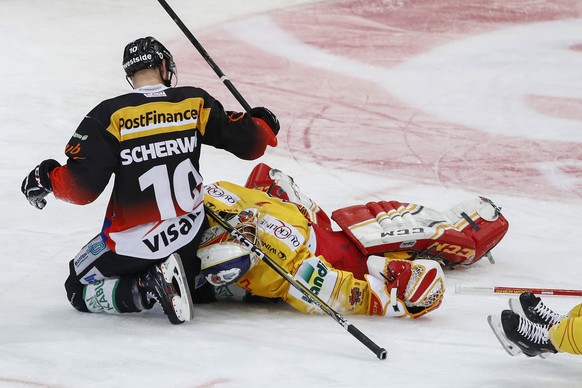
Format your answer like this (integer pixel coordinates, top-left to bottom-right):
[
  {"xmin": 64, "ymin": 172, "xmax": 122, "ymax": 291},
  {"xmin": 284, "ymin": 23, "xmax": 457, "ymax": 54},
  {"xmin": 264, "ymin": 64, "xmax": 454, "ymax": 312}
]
[{"xmin": 139, "ymin": 159, "xmax": 203, "ymax": 219}]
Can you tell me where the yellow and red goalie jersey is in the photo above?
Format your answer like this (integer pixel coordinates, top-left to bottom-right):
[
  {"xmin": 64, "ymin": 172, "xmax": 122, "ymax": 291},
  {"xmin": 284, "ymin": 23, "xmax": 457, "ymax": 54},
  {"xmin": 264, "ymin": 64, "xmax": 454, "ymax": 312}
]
[{"xmin": 203, "ymin": 181, "xmax": 372, "ymax": 315}]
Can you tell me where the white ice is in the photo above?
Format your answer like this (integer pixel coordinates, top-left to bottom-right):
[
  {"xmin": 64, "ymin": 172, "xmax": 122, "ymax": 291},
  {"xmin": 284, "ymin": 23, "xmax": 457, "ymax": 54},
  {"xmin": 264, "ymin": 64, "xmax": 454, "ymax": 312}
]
[{"xmin": 1, "ymin": 1, "xmax": 582, "ymax": 387}]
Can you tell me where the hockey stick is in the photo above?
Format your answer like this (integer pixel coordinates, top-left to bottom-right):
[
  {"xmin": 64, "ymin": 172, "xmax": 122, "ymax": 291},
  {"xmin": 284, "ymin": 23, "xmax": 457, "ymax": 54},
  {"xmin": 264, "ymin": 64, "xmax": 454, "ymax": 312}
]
[
  {"xmin": 157, "ymin": 0, "xmax": 252, "ymax": 112},
  {"xmin": 204, "ymin": 205, "xmax": 388, "ymax": 360},
  {"xmin": 455, "ymin": 283, "xmax": 582, "ymax": 297}
]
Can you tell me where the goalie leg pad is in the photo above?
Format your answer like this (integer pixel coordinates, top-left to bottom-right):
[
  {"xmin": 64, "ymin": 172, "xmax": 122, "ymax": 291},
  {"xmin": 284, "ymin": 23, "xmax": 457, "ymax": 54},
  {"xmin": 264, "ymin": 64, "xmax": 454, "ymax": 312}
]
[
  {"xmin": 444, "ymin": 196, "xmax": 509, "ymax": 264},
  {"xmin": 244, "ymin": 163, "xmax": 332, "ymax": 230}
]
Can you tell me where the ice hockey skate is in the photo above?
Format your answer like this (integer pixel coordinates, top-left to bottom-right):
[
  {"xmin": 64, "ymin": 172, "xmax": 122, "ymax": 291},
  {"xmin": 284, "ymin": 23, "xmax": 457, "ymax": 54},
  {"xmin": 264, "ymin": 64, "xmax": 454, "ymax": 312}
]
[
  {"xmin": 489, "ymin": 310, "xmax": 557, "ymax": 358},
  {"xmin": 487, "ymin": 313, "xmax": 523, "ymax": 356},
  {"xmin": 138, "ymin": 253, "xmax": 194, "ymax": 324},
  {"xmin": 508, "ymin": 292, "xmax": 566, "ymax": 326}
]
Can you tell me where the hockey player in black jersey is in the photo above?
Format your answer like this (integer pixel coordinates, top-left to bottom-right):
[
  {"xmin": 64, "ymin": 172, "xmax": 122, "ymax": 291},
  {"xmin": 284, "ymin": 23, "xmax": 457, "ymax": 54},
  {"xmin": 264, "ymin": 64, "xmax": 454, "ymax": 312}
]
[{"xmin": 21, "ymin": 36, "xmax": 280, "ymax": 324}]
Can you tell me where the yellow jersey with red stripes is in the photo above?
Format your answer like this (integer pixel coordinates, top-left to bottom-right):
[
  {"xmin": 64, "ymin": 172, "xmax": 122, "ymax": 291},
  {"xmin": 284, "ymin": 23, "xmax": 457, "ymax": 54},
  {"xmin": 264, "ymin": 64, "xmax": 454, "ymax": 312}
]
[{"xmin": 203, "ymin": 181, "xmax": 372, "ymax": 315}]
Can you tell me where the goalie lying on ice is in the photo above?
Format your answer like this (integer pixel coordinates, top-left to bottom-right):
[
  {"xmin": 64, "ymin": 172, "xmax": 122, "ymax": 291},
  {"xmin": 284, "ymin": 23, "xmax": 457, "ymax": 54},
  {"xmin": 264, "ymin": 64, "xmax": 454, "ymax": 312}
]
[{"xmin": 195, "ymin": 163, "xmax": 509, "ymax": 318}]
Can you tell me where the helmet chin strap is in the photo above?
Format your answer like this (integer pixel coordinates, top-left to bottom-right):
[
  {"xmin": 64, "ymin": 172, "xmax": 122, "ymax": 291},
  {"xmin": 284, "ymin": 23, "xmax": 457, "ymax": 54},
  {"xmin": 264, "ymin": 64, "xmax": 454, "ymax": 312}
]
[
  {"xmin": 159, "ymin": 59, "xmax": 178, "ymax": 87},
  {"xmin": 125, "ymin": 66, "xmax": 176, "ymax": 90},
  {"xmin": 126, "ymin": 75, "xmax": 135, "ymax": 89},
  {"xmin": 159, "ymin": 67, "xmax": 170, "ymax": 87},
  {"xmin": 167, "ymin": 72, "xmax": 178, "ymax": 87}
]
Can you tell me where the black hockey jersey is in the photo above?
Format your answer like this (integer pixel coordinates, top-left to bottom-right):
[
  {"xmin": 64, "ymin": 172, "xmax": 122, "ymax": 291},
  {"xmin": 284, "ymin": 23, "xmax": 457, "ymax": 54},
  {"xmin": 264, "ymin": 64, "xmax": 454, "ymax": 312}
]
[{"xmin": 50, "ymin": 84, "xmax": 274, "ymax": 259}]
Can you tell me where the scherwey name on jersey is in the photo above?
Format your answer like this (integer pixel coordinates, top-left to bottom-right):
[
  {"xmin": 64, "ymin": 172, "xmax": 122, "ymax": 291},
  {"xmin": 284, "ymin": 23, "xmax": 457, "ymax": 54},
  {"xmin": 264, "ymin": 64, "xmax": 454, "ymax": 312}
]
[{"xmin": 120, "ymin": 135, "xmax": 197, "ymax": 165}]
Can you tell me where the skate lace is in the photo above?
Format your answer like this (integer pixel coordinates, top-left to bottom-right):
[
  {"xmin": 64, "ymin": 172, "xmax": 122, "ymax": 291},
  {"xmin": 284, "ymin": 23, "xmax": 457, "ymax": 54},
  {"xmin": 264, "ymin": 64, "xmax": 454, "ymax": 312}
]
[
  {"xmin": 533, "ymin": 302, "xmax": 565, "ymax": 325},
  {"xmin": 517, "ymin": 317, "xmax": 549, "ymax": 345},
  {"xmin": 146, "ymin": 291, "xmax": 159, "ymax": 303}
]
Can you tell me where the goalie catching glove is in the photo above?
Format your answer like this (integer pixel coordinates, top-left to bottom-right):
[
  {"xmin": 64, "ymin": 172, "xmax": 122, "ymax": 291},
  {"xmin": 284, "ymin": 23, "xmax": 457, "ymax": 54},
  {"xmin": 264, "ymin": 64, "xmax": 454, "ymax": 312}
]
[
  {"xmin": 21, "ymin": 159, "xmax": 61, "ymax": 210},
  {"xmin": 365, "ymin": 256, "xmax": 445, "ymax": 318}
]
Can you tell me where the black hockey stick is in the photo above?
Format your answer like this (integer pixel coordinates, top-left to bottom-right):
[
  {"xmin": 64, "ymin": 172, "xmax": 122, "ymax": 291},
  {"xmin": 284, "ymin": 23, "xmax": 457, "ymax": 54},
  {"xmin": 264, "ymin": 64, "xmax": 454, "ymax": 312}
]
[
  {"xmin": 204, "ymin": 205, "xmax": 388, "ymax": 360},
  {"xmin": 157, "ymin": 0, "xmax": 252, "ymax": 112}
]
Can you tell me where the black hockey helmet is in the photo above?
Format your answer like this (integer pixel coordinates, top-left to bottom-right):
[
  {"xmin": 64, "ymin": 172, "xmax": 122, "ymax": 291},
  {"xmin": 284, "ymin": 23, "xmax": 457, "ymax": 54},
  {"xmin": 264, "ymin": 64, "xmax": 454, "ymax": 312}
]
[{"xmin": 122, "ymin": 36, "xmax": 177, "ymax": 86}]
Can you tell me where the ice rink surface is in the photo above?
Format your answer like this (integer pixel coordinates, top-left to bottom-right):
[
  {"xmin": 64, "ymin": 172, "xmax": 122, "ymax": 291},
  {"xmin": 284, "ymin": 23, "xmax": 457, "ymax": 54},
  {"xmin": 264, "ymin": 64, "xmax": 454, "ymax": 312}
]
[{"xmin": 1, "ymin": 0, "xmax": 582, "ymax": 386}]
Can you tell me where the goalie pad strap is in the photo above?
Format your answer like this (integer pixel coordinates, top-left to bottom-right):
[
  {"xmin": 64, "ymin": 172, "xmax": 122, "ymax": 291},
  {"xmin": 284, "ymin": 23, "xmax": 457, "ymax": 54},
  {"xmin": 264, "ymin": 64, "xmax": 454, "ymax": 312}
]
[{"xmin": 461, "ymin": 212, "xmax": 480, "ymax": 230}]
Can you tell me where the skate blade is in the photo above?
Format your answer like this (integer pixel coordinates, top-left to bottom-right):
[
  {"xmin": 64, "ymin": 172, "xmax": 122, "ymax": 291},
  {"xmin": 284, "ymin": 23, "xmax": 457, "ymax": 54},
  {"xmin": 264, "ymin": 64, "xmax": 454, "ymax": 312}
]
[
  {"xmin": 487, "ymin": 314, "xmax": 522, "ymax": 356},
  {"xmin": 508, "ymin": 300, "xmax": 552, "ymax": 359},
  {"xmin": 508, "ymin": 297, "xmax": 526, "ymax": 317},
  {"xmin": 161, "ymin": 254, "xmax": 195, "ymax": 322}
]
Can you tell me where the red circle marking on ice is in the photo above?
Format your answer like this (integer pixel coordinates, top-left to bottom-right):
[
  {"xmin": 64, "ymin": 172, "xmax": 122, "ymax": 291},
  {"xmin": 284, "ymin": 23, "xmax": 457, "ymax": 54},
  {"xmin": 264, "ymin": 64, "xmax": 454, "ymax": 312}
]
[{"xmin": 177, "ymin": 0, "xmax": 582, "ymax": 200}]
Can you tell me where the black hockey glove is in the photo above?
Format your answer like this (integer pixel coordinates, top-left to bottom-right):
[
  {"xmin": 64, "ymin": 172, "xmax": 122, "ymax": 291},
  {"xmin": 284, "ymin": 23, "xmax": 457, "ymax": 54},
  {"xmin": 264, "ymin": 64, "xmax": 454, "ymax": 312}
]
[
  {"xmin": 249, "ymin": 107, "xmax": 280, "ymax": 136},
  {"xmin": 21, "ymin": 159, "xmax": 61, "ymax": 210}
]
